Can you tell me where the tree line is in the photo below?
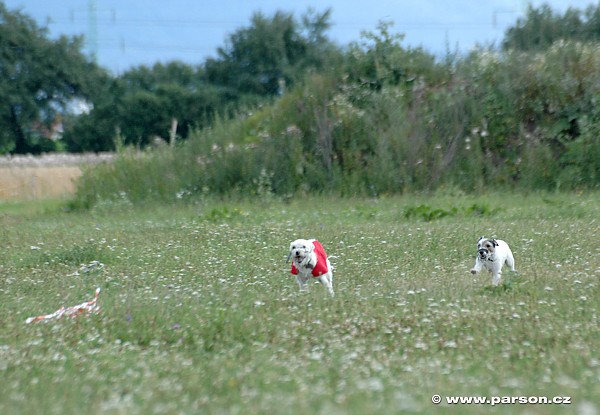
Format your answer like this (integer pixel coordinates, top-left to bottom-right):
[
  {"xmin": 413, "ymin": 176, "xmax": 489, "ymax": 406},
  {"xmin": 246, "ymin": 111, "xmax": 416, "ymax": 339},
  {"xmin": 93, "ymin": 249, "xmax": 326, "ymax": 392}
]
[
  {"xmin": 0, "ymin": 4, "xmax": 338, "ymax": 153},
  {"xmin": 3, "ymin": 2, "xmax": 600, "ymax": 155}
]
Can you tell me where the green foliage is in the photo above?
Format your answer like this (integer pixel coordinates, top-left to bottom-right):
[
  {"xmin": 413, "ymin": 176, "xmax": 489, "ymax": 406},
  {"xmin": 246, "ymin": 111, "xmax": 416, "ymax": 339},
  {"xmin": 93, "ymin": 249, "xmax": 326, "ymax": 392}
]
[
  {"xmin": 518, "ymin": 139, "xmax": 559, "ymax": 190},
  {"xmin": 0, "ymin": 3, "xmax": 107, "ymax": 153},
  {"xmin": 503, "ymin": 3, "xmax": 600, "ymax": 51},
  {"xmin": 201, "ymin": 206, "xmax": 247, "ymax": 223},
  {"xmin": 344, "ymin": 20, "xmax": 441, "ymax": 90},
  {"xmin": 73, "ymin": 31, "xmax": 600, "ymax": 205},
  {"xmin": 72, "ymin": 146, "xmax": 193, "ymax": 208},
  {"xmin": 558, "ymin": 116, "xmax": 600, "ymax": 189},
  {"xmin": 61, "ymin": 106, "xmax": 119, "ymax": 152},
  {"xmin": 39, "ymin": 242, "xmax": 111, "ymax": 268},
  {"xmin": 464, "ymin": 202, "xmax": 498, "ymax": 217},
  {"xmin": 61, "ymin": 10, "xmax": 340, "ymax": 152},
  {"xmin": 403, "ymin": 202, "xmax": 497, "ymax": 222},
  {"xmin": 404, "ymin": 204, "xmax": 458, "ymax": 221},
  {"xmin": 205, "ymin": 9, "xmax": 339, "ymax": 96},
  {"xmin": 63, "ymin": 62, "xmax": 232, "ymax": 151}
]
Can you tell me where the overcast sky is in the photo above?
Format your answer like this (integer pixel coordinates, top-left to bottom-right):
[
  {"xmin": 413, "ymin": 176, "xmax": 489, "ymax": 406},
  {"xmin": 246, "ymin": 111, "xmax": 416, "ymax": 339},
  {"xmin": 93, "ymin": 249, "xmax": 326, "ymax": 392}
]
[{"xmin": 4, "ymin": 0, "xmax": 594, "ymax": 74}]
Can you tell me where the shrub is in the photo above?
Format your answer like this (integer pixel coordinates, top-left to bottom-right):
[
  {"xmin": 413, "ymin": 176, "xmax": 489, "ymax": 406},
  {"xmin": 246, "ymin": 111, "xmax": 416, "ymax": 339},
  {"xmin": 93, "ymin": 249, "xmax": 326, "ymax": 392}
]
[
  {"xmin": 72, "ymin": 35, "xmax": 600, "ymax": 207},
  {"xmin": 558, "ymin": 116, "xmax": 600, "ymax": 189}
]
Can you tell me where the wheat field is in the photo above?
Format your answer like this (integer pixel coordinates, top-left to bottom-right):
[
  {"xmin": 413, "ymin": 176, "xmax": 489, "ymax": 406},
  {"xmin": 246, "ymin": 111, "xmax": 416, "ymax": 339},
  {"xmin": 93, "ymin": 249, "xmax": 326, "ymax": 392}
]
[
  {"xmin": 0, "ymin": 153, "xmax": 113, "ymax": 201},
  {"xmin": 0, "ymin": 166, "xmax": 82, "ymax": 200}
]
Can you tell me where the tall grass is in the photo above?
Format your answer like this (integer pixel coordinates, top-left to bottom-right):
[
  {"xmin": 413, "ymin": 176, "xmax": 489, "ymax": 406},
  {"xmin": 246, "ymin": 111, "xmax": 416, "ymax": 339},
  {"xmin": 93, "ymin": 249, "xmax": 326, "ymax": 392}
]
[{"xmin": 0, "ymin": 193, "xmax": 598, "ymax": 414}]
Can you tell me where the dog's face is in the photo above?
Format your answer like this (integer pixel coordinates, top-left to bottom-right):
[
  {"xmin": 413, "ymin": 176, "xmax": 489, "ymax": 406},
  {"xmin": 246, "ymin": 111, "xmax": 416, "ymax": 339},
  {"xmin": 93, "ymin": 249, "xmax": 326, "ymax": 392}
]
[
  {"xmin": 288, "ymin": 239, "xmax": 313, "ymax": 266},
  {"xmin": 477, "ymin": 237, "xmax": 498, "ymax": 261}
]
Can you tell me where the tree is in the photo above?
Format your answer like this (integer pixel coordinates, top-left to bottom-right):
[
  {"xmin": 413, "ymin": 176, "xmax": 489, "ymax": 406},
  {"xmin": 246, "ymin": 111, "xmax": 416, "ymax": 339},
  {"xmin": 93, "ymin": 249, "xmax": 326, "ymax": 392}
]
[
  {"xmin": 63, "ymin": 62, "xmax": 230, "ymax": 151},
  {"xmin": 118, "ymin": 62, "xmax": 223, "ymax": 142},
  {"xmin": 343, "ymin": 21, "xmax": 438, "ymax": 93},
  {"xmin": 0, "ymin": 3, "xmax": 107, "ymax": 153},
  {"xmin": 63, "ymin": 9, "xmax": 340, "ymax": 152},
  {"xmin": 502, "ymin": 3, "xmax": 600, "ymax": 51},
  {"xmin": 204, "ymin": 9, "xmax": 339, "ymax": 96}
]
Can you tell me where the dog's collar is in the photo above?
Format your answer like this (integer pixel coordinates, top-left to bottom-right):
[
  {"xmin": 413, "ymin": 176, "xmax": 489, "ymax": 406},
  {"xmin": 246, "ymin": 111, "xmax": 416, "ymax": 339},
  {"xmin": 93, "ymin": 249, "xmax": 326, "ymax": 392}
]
[{"xmin": 478, "ymin": 253, "xmax": 494, "ymax": 262}]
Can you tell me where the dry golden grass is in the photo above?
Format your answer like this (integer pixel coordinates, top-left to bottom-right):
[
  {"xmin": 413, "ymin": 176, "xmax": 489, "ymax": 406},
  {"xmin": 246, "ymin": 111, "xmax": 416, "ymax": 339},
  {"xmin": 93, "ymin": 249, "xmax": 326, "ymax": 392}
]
[
  {"xmin": 0, "ymin": 153, "xmax": 114, "ymax": 201},
  {"xmin": 0, "ymin": 166, "xmax": 82, "ymax": 200}
]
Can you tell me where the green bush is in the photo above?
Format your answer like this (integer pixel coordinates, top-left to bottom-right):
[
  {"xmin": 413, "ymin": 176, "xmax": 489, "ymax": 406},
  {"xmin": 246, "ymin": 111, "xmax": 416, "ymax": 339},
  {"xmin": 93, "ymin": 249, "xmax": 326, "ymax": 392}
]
[{"xmin": 559, "ymin": 116, "xmax": 600, "ymax": 189}]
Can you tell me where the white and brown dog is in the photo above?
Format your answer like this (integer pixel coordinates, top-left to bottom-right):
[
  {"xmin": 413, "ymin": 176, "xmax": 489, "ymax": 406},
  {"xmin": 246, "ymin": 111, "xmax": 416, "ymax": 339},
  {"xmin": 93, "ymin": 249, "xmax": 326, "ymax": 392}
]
[
  {"xmin": 287, "ymin": 239, "xmax": 334, "ymax": 296},
  {"xmin": 470, "ymin": 236, "xmax": 516, "ymax": 286}
]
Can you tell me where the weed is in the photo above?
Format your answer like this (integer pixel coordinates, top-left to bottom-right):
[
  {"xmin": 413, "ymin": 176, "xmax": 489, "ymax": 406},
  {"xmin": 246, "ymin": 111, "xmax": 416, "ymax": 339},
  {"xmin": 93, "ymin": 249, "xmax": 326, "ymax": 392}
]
[
  {"xmin": 404, "ymin": 204, "xmax": 458, "ymax": 221},
  {"xmin": 201, "ymin": 206, "xmax": 247, "ymax": 223},
  {"xmin": 465, "ymin": 202, "xmax": 498, "ymax": 217}
]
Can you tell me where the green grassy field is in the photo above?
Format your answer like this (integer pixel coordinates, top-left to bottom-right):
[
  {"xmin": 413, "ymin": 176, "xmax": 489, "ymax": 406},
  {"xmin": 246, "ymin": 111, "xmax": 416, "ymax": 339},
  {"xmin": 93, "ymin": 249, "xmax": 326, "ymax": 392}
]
[{"xmin": 0, "ymin": 193, "xmax": 598, "ymax": 414}]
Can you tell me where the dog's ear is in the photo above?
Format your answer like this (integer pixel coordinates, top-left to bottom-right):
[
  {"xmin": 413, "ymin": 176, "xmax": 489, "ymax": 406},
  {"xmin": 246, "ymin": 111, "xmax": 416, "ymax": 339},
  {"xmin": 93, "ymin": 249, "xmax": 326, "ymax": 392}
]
[
  {"xmin": 478, "ymin": 236, "xmax": 484, "ymax": 242},
  {"xmin": 491, "ymin": 239, "xmax": 498, "ymax": 247},
  {"xmin": 287, "ymin": 242, "xmax": 294, "ymax": 263}
]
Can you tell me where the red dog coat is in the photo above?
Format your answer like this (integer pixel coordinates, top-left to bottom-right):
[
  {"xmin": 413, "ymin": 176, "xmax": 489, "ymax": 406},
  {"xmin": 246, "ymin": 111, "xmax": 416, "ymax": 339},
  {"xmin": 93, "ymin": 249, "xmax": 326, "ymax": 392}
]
[{"xmin": 291, "ymin": 240, "xmax": 329, "ymax": 277}]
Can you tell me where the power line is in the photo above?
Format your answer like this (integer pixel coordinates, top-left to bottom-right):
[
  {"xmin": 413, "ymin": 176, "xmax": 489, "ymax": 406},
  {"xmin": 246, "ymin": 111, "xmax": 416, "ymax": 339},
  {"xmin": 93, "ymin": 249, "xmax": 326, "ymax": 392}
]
[
  {"xmin": 87, "ymin": 0, "xmax": 98, "ymax": 61},
  {"xmin": 37, "ymin": 14, "xmax": 499, "ymax": 31}
]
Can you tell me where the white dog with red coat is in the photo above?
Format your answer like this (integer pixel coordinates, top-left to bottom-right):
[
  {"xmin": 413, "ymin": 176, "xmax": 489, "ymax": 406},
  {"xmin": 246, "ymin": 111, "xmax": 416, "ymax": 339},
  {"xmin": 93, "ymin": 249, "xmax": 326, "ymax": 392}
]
[{"xmin": 287, "ymin": 239, "xmax": 334, "ymax": 296}]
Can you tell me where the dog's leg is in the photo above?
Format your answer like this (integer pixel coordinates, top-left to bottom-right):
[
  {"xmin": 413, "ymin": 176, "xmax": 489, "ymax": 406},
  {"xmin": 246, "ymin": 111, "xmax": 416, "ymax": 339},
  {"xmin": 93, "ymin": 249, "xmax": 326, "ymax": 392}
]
[
  {"xmin": 318, "ymin": 274, "xmax": 334, "ymax": 297},
  {"xmin": 506, "ymin": 251, "xmax": 516, "ymax": 272},
  {"xmin": 470, "ymin": 259, "xmax": 483, "ymax": 275},
  {"xmin": 491, "ymin": 269, "xmax": 502, "ymax": 286},
  {"xmin": 296, "ymin": 275, "xmax": 309, "ymax": 292},
  {"xmin": 327, "ymin": 275, "xmax": 334, "ymax": 297}
]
